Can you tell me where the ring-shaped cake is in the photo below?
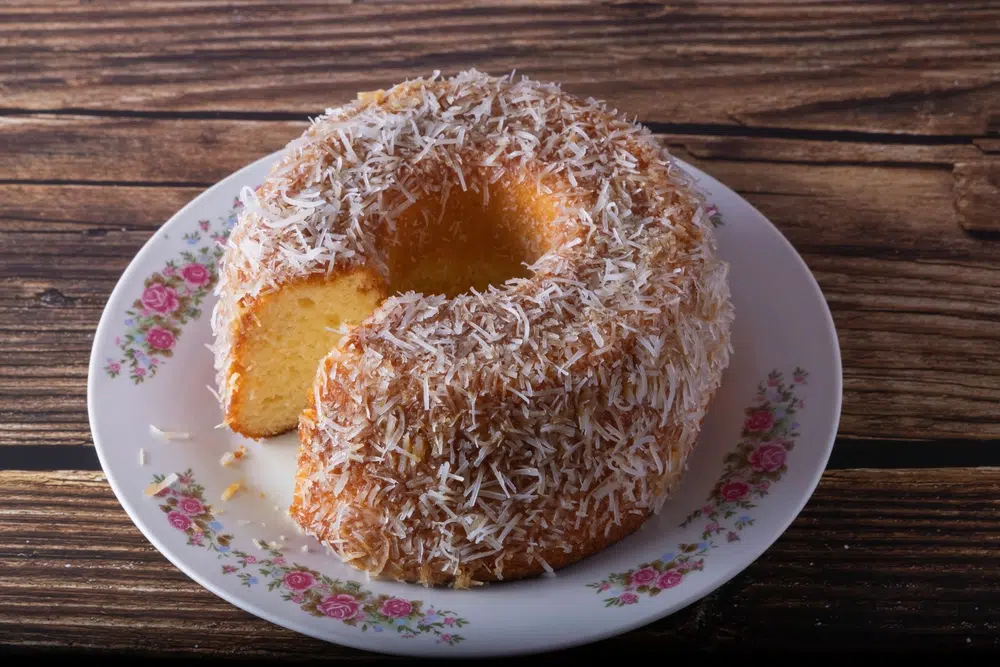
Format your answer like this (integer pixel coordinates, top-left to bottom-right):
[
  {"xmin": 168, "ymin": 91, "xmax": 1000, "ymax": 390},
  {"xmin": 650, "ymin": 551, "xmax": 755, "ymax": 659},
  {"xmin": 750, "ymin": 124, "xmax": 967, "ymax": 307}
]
[{"xmin": 211, "ymin": 70, "xmax": 733, "ymax": 587}]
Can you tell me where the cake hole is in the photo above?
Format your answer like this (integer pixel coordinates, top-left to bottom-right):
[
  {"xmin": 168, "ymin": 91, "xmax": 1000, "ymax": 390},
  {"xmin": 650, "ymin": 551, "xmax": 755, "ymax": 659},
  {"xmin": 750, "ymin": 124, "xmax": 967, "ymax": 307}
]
[{"xmin": 383, "ymin": 176, "xmax": 564, "ymax": 298}]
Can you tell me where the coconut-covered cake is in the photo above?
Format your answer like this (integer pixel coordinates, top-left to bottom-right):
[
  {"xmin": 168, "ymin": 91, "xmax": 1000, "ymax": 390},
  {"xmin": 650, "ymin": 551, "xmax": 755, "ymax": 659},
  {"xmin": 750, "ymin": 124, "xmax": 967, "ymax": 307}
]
[{"xmin": 211, "ymin": 70, "xmax": 733, "ymax": 587}]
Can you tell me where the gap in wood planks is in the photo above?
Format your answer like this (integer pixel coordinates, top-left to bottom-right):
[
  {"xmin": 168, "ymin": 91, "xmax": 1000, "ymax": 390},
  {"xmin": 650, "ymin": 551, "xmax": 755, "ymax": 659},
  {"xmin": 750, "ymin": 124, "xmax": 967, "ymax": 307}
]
[{"xmin": 7, "ymin": 439, "xmax": 1000, "ymax": 473}]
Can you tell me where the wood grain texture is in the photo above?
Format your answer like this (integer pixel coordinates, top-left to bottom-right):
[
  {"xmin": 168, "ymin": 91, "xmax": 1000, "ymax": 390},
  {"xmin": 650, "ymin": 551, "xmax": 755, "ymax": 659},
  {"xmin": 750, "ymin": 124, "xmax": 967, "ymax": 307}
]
[
  {"xmin": 2, "ymin": 115, "xmax": 303, "ymax": 184},
  {"xmin": 3, "ymin": 124, "xmax": 999, "ymax": 446},
  {"xmin": 953, "ymin": 160, "xmax": 1000, "ymax": 233},
  {"xmin": 3, "ymin": 1, "xmax": 1000, "ymax": 136},
  {"xmin": 2, "ymin": 468, "xmax": 998, "ymax": 657}
]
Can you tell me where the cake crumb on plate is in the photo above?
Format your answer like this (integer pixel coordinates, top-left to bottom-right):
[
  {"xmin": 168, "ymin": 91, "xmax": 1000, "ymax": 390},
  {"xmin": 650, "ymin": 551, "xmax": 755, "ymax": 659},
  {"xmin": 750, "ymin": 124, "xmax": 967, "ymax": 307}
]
[
  {"xmin": 144, "ymin": 472, "xmax": 179, "ymax": 497},
  {"xmin": 221, "ymin": 481, "xmax": 244, "ymax": 501}
]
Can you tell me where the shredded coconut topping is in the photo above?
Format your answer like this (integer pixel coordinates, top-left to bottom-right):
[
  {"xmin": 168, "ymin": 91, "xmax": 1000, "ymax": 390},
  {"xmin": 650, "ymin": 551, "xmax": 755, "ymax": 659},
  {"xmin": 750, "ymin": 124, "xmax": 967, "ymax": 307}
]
[
  {"xmin": 211, "ymin": 70, "xmax": 733, "ymax": 585},
  {"xmin": 149, "ymin": 425, "xmax": 190, "ymax": 440}
]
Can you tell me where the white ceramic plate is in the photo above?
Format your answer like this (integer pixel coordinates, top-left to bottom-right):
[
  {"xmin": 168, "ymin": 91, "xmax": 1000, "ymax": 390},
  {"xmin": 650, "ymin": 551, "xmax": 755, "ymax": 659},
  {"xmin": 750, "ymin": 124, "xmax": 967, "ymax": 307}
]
[{"xmin": 88, "ymin": 150, "xmax": 842, "ymax": 658}]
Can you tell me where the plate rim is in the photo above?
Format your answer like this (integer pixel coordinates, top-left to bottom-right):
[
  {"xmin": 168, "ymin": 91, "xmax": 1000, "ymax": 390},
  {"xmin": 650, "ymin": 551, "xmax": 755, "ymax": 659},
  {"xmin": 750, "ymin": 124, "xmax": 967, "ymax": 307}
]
[{"xmin": 86, "ymin": 150, "xmax": 843, "ymax": 657}]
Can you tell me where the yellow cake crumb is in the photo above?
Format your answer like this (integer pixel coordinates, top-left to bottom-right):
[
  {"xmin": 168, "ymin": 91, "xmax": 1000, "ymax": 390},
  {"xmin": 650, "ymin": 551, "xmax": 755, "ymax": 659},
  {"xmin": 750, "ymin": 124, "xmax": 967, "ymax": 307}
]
[
  {"xmin": 220, "ymin": 444, "xmax": 248, "ymax": 467},
  {"xmin": 221, "ymin": 481, "xmax": 244, "ymax": 501},
  {"xmin": 143, "ymin": 473, "xmax": 178, "ymax": 497}
]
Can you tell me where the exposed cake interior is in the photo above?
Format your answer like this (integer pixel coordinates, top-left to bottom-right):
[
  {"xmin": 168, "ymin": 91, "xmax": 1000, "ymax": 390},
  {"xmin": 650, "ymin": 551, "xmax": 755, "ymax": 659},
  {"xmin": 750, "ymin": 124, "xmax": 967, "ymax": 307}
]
[
  {"xmin": 226, "ymin": 174, "xmax": 562, "ymax": 438},
  {"xmin": 382, "ymin": 176, "xmax": 561, "ymax": 298},
  {"xmin": 226, "ymin": 269, "xmax": 384, "ymax": 438}
]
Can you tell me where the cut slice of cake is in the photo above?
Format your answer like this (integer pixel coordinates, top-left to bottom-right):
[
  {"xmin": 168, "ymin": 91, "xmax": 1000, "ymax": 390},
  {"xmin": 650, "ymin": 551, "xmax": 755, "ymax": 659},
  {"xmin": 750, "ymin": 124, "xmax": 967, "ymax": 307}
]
[{"xmin": 213, "ymin": 268, "xmax": 385, "ymax": 439}]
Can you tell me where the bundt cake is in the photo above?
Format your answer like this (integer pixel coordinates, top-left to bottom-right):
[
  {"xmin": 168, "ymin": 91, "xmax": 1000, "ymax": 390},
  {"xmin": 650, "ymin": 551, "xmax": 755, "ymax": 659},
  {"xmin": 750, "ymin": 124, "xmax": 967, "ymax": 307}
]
[{"xmin": 210, "ymin": 70, "xmax": 733, "ymax": 587}]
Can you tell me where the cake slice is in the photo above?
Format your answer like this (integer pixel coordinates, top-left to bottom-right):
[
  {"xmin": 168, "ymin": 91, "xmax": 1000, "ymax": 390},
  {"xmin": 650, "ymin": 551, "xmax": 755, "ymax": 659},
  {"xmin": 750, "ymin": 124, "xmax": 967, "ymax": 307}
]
[{"xmin": 212, "ymin": 267, "xmax": 385, "ymax": 439}]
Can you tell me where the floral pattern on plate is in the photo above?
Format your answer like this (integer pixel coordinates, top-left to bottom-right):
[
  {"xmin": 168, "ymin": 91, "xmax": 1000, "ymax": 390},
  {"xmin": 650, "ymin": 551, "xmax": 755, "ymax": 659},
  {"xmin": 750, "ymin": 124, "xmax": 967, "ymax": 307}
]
[
  {"xmin": 151, "ymin": 469, "xmax": 234, "ymax": 553},
  {"xmin": 104, "ymin": 196, "xmax": 242, "ymax": 383},
  {"xmin": 587, "ymin": 367, "xmax": 808, "ymax": 607},
  {"xmin": 150, "ymin": 468, "xmax": 469, "ymax": 646}
]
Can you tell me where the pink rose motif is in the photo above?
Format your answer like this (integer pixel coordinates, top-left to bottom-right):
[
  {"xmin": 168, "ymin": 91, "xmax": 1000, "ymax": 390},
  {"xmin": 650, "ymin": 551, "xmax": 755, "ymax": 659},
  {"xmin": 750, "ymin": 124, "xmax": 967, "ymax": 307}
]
[
  {"xmin": 135, "ymin": 367, "xmax": 146, "ymax": 376},
  {"xmin": 145, "ymin": 326, "xmax": 175, "ymax": 351},
  {"xmin": 141, "ymin": 284, "xmax": 179, "ymax": 314},
  {"xmin": 720, "ymin": 480, "xmax": 750, "ymax": 501},
  {"xmin": 318, "ymin": 593, "xmax": 361, "ymax": 620},
  {"xmin": 629, "ymin": 567, "xmax": 658, "ymax": 587},
  {"xmin": 380, "ymin": 598, "xmax": 414, "ymax": 618},
  {"xmin": 107, "ymin": 362, "xmax": 120, "ymax": 373},
  {"xmin": 706, "ymin": 522, "xmax": 721, "ymax": 533},
  {"xmin": 283, "ymin": 571, "xmax": 315, "ymax": 591},
  {"xmin": 177, "ymin": 496, "xmax": 204, "ymax": 516},
  {"xmin": 443, "ymin": 616, "xmax": 456, "ymax": 626},
  {"xmin": 273, "ymin": 557, "xmax": 286, "ymax": 565},
  {"xmin": 745, "ymin": 409, "xmax": 775, "ymax": 433},
  {"xmin": 167, "ymin": 511, "xmax": 191, "ymax": 531},
  {"xmin": 749, "ymin": 443, "xmax": 787, "ymax": 473},
  {"xmin": 758, "ymin": 480, "xmax": 771, "ymax": 492},
  {"xmin": 181, "ymin": 263, "xmax": 211, "ymax": 286},
  {"xmin": 191, "ymin": 531, "xmax": 204, "ymax": 546},
  {"xmin": 599, "ymin": 582, "xmax": 610, "ymax": 591},
  {"xmin": 291, "ymin": 594, "xmax": 305, "ymax": 604},
  {"xmin": 618, "ymin": 592, "xmax": 639, "ymax": 605},
  {"xmin": 702, "ymin": 504, "xmax": 714, "ymax": 515},
  {"xmin": 244, "ymin": 556, "xmax": 257, "ymax": 565},
  {"xmin": 655, "ymin": 570, "xmax": 684, "ymax": 590},
  {"xmin": 439, "ymin": 633, "xmax": 452, "ymax": 642}
]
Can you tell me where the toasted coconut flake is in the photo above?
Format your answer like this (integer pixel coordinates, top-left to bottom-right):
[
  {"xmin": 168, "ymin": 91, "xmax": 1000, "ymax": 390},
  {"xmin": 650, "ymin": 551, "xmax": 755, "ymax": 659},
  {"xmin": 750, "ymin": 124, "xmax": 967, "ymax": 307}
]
[{"xmin": 149, "ymin": 425, "xmax": 190, "ymax": 440}]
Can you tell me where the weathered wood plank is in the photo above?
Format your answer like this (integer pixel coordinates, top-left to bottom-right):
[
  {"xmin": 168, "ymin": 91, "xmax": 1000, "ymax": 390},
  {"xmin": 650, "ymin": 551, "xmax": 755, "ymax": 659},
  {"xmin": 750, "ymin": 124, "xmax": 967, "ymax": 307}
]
[
  {"xmin": 2, "ymin": 116, "xmax": 303, "ymax": 183},
  {"xmin": 2, "ymin": 469, "xmax": 999, "ymax": 655},
  {"xmin": 9, "ymin": 115, "xmax": 1000, "ymax": 186},
  {"xmin": 953, "ymin": 161, "xmax": 1000, "ymax": 233},
  {"xmin": 2, "ymin": 1, "xmax": 1000, "ymax": 135}
]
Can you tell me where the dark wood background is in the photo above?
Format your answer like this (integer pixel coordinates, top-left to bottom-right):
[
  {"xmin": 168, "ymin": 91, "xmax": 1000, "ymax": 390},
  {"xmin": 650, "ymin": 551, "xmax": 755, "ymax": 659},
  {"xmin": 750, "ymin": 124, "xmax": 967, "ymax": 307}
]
[{"xmin": 3, "ymin": 0, "xmax": 1000, "ymax": 660}]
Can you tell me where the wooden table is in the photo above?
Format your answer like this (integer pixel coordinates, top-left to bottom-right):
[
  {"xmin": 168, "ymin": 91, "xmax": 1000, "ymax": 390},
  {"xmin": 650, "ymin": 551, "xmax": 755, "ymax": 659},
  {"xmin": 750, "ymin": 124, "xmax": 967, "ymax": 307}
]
[{"xmin": 4, "ymin": 0, "xmax": 1000, "ymax": 659}]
